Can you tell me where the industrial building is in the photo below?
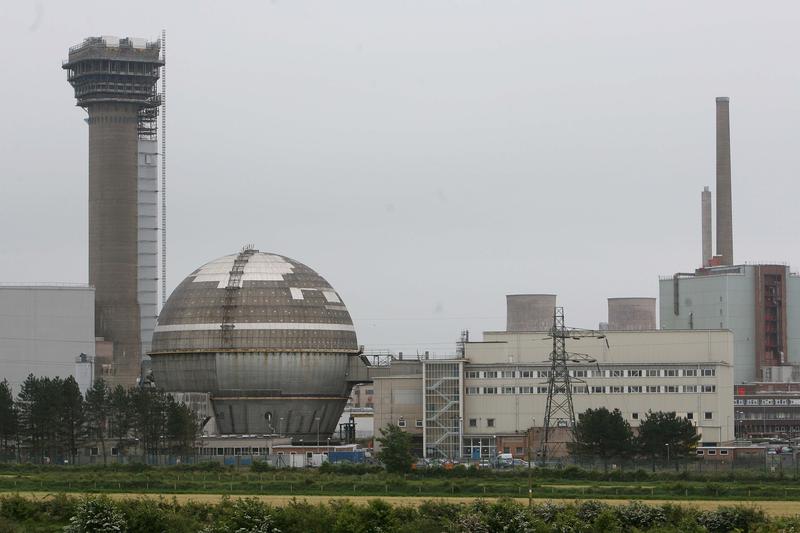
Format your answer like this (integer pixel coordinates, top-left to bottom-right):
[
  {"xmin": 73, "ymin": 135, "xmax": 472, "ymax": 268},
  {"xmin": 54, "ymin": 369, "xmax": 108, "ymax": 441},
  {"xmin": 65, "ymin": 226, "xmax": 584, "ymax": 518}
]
[
  {"xmin": 63, "ymin": 36, "xmax": 164, "ymax": 387},
  {"xmin": 660, "ymin": 97, "xmax": 800, "ymax": 385},
  {"xmin": 372, "ymin": 295, "xmax": 734, "ymax": 460},
  {"xmin": 0, "ymin": 285, "xmax": 96, "ymax": 391},
  {"xmin": 150, "ymin": 248, "xmax": 365, "ymax": 440},
  {"xmin": 660, "ymin": 264, "xmax": 800, "ymax": 384},
  {"xmin": 734, "ymin": 382, "xmax": 800, "ymax": 438}
]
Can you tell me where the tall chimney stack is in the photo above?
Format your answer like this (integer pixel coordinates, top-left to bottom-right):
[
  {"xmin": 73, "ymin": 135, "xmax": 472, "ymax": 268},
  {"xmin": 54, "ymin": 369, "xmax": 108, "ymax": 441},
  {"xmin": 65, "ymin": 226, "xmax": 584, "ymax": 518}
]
[
  {"xmin": 701, "ymin": 186, "xmax": 712, "ymax": 266},
  {"xmin": 715, "ymin": 97, "xmax": 733, "ymax": 266}
]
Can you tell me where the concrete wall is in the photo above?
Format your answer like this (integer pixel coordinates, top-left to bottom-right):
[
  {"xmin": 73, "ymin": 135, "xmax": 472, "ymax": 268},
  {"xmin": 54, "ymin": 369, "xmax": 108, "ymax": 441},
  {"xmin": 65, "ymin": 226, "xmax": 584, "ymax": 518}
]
[
  {"xmin": 0, "ymin": 286, "xmax": 96, "ymax": 391},
  {"xmin": 372, "ymin": 369, "xmax": 423, "ymax": 451},
  {"xmin": 479, "ymin": 330, "xmax": 732, "ymax": 365}
]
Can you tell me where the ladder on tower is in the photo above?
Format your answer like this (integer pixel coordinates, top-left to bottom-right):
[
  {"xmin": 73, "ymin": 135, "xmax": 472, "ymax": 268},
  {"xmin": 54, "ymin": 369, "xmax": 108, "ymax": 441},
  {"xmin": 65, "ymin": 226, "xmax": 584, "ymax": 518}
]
[{"xmin": 220, "ymin": 247, "xmax": 257, "ymax": 347}]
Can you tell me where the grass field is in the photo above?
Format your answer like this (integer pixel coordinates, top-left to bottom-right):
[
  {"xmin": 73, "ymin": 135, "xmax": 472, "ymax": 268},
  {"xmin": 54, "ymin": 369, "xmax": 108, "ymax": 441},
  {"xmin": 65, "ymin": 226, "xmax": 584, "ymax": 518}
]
[{"xmin": 2, "ymin": 470, "xmax": 800, "ymax": 502}]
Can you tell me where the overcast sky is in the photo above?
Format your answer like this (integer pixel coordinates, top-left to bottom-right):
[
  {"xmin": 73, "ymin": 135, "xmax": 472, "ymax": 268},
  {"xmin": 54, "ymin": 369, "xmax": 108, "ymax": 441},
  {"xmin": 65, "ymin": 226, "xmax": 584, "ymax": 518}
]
[{"xmin": 1, "ymin": 1, "xmax": 798, "ymax": 355}]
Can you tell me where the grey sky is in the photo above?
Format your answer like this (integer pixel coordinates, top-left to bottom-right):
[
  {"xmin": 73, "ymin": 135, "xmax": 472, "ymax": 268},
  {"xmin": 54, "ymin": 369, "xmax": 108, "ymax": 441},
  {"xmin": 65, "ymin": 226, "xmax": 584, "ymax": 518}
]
[{"xmin": 1, "ymin": 1, "xmax": 798, "ymax": 355}]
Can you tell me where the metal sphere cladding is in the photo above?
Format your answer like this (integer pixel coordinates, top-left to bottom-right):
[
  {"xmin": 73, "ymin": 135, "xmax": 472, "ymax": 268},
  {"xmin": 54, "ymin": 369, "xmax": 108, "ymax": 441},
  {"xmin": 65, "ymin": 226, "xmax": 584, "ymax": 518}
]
[{"xmin": 150, "ymin": 248, "xmax": 358, "ymax": 438}]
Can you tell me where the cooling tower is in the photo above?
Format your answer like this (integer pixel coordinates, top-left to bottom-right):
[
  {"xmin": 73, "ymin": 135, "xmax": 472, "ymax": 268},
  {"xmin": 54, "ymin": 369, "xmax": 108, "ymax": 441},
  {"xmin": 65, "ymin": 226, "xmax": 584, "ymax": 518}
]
[
  {"xmin": 608, "ymin": 297, "xmax": 656, "ymax": 331},
  {"xmin": 506, "ymin": 294, "xmax": 556, "ymax": 332}
]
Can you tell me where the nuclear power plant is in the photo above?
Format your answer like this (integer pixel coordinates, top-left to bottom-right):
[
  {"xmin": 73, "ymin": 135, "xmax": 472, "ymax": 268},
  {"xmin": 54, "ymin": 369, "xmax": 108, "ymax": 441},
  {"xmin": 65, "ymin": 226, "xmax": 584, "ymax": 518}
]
[{"xmin": 3, "ymin": 28, "xmax": 799, "ymax": 459}]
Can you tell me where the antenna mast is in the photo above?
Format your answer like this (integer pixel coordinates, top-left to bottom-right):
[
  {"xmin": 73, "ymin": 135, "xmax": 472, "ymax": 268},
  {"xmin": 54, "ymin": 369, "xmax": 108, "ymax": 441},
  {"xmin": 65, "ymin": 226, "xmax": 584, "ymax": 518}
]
[
  {"xmin": 160, "ymin": 29, "xmax": 167, "ymax": 308},
  {"xmin": 539, "ymin": 307, "xmax": 607, "ymax": 464}
]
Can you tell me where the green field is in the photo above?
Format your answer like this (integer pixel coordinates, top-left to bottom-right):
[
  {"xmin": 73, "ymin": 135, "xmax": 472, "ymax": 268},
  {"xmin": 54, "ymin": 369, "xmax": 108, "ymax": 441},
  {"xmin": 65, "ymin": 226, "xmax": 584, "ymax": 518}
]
[{"xmin": 2, "ymin": 464, "xmax": 800, "ymax": 503}]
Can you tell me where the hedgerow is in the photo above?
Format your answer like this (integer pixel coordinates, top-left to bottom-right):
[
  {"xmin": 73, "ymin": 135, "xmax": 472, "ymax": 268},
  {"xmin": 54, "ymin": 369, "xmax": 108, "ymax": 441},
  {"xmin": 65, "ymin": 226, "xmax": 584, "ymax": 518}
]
[{"xmin": 0, "ymin": 494, "xmax": 795, "ymax": 532}]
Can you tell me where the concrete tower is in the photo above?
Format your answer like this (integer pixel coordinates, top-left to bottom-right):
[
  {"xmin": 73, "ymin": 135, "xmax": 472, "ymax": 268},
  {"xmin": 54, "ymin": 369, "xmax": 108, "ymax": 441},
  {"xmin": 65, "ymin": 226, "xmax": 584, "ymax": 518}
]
[
  {"xmin": 64, "ymin": 36, "xmax": 163, "ymax": 387},
  {"xmin": 608, "ymin": 297, "xmax": 657, "ymax": 331},
  {"xmin": 715, "ymin": 97, "xmax": 734, "ymax": 266},
  {"xmin": 701, "ymin": 186, "xmax": 712, "ymax": 266},
  {"xmin": 506, "ymin": 294, "xmax": 556, "ymax": 332}
]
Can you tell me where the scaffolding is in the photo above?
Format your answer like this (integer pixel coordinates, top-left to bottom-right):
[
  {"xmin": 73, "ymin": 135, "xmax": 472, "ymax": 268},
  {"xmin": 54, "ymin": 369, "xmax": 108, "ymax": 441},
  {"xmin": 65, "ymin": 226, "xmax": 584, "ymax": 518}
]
[
  {"xmin": 423, "ymin": 360, "xmax": 463, "ymax": 460},
  {"xmin": 220, "ymin": 246, "xmax": 257, "ymax": 347}
]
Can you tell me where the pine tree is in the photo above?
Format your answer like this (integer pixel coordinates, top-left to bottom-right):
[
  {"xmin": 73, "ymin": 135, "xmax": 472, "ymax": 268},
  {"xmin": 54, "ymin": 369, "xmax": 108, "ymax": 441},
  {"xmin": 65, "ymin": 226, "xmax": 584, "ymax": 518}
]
[
  {"xmin": 0, "ymin": 380, "xmax": 17, "ymax": 459},
  {"xmin": 85, "ymin": 379, "xmax": 111, "ymax": 465},
  {"xmin": 166, "ymin": 398, "xmax": 199, "ymax": 459},
  {"xmin": 569, "ymin": 407, "xmax": 634, "ymax": 472},
  {"xmin": 109, "ymin": 385, "xmax": 133, "ymax": 458},
  {"xmin": 60, "ymin": 377, "xmax": 85, "ymax": 464},
  {"xmin": 376, "ymin": 423, "xmax": 414, "ymax": 473},
  {"xmin": 637, "ymin": 411, "xmax": 700, "ymax": 471}
]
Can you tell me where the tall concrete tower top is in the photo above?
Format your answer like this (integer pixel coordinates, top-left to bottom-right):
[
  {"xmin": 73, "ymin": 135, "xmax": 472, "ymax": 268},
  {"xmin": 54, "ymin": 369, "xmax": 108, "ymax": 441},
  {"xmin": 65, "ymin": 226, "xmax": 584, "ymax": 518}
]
[{"xmin": 63, "ymin": 36, "xmax": 162, "ymax": 108}]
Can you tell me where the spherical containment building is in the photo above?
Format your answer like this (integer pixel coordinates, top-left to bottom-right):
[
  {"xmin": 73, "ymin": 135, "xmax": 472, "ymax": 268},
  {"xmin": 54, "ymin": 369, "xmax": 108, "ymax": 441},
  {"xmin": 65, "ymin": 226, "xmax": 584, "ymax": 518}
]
[{"xmin": 150, "ymin": 249, "xmax": 359, "ymax": 439}]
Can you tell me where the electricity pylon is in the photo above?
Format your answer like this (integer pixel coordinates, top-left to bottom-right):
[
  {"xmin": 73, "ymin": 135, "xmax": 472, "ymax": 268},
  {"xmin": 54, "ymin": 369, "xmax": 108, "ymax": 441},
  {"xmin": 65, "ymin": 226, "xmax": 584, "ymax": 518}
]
[{"xmin": 538, "ymin": 307, "xmax": 608, "ymax": 465}]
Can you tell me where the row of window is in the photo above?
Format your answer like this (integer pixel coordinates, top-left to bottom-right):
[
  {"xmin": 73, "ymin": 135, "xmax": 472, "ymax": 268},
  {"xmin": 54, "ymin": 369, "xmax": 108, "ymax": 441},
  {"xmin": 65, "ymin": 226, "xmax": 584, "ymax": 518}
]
[
  {"xmin": 739, "ymin": 412, "xmax": 800, "ymax": 420},
  {"xmin": 466, "ymin": 384, "xmax": 716, "ymax": 395},
  {"xmin": 696, "ymin": 449, "xmax": 729, "ymax": 456},
  {"xmin": 397, "ymin": 419, "xmax": 424, "ymax": 428},
  {"xmin": 196, "ymin": 447, "xmax": 271, "ymax": 456},
  {"xmin": 94, "ymin": 447, "xmax": 296, "ymax": 457},
  {"xmin": 465, "ymin": 411, "xmax": 713, "ymax": 428},
  {"xmin": 735, "ymin": 398, "xmax": 800, "ymax": 406},
  {"xmin": 465, "ymin": 368, "xmax": 716, "ymax": 379}
]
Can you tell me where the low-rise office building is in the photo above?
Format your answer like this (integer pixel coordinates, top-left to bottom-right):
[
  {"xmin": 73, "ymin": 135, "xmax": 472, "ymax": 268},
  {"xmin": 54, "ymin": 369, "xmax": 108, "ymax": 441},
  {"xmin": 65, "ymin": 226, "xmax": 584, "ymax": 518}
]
[
  {"xmin": 373, "ymin": 330, "xmax": 734, "ymax": 460},
  {"xmin": 734, "ymin": 382, "xmax": 800, "ymax": 438},
  {"xmin": 457, "ymin": 329, "xmax": 733, "ymax": 460}
]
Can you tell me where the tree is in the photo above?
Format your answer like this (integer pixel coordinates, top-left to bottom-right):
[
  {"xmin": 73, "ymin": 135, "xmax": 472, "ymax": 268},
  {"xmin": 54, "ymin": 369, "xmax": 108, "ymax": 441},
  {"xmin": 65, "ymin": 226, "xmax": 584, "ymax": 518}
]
[
  {"xmin": 0, "ymin": 380, "xmax": 16, "ymax": 460},
  {"xmin": 85, "ymin": 379, "xmax": 111, "ymax": 465},
  {"xmin": 17, "ymin": 374, "xmax": 62, "ymax": 463},
  {"xmin": 109, "ymin": 385, "xmax": 133, "ymax": 458},
  {"xmin": 376, "ymin": 423, "xmax": 414, "ymax": 473},
  {"xmin": 569, "ymin": 407, "xmax": 634, "ymax": 472},
  {"xmin": 61, "ymin": 376, "xmax": 85, "ymax": 464},
  {"xmin": 130, "ymin": 388, "xmax": 168, "ymax": 460},
  {"xmin": 165, "ymin": 398, "xmax": 199, "ymax": 458},
  {"xmin": 637, "ymin": 411, "xmax": 700, "ymax": 471}
]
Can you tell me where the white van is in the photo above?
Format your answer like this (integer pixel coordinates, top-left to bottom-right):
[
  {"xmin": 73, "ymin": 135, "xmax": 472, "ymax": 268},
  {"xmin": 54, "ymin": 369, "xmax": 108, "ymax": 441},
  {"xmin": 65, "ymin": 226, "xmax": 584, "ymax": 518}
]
[{"xmin": 496, "ymin": 453, "xmax": 514, "ymax": 467}]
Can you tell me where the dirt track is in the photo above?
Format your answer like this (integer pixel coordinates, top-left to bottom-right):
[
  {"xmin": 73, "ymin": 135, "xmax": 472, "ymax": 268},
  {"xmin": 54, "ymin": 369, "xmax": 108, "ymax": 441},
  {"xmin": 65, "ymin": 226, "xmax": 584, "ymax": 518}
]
[{"xmin": 6, "ymin": 492, "xmax": 800, "ymax": 517}]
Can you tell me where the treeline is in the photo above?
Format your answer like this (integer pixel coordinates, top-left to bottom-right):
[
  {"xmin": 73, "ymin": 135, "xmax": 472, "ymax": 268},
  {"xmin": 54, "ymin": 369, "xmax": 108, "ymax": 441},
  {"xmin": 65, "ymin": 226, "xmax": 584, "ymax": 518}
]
[
  {"xmin": 571, "ymin": 407, "xmax": 701, "ymax": 471},
  {"xmin": 0, "ymin": 375, "xmax": 199, "ymax": 464}
]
